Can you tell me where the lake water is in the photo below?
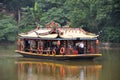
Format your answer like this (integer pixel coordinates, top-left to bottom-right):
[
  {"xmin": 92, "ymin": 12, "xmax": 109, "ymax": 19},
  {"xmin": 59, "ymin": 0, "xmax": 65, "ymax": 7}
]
[{"xmin": 0, "ymin": 43, "xmax": 120, "ymax": 80}]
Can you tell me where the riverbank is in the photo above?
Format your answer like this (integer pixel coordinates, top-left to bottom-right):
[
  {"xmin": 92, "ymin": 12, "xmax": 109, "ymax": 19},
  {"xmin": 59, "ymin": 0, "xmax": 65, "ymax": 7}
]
[
  {"xmin": 0, "ymin": 41, "xmax": 15, "ymax": 44},
  {"xmin": 99, "ymin": 43, "xmax": 120, "ymax": 49}
]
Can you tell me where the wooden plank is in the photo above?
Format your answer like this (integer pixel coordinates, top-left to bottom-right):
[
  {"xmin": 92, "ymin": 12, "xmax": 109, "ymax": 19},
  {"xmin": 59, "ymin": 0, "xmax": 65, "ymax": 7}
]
[{"xmin": 15, "ymin": 50, "xmax": 102, "ymax": 60}]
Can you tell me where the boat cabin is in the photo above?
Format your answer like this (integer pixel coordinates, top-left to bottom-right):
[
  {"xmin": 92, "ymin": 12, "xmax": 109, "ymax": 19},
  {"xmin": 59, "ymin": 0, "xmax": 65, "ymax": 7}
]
[{"xmin": 17, "ymin": 27, "xmax": 99, "ymax": 55}]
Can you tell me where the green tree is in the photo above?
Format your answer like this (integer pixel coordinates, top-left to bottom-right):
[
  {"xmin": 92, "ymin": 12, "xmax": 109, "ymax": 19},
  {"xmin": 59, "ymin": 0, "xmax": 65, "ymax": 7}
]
[
  {"xmin": 65, "ymin": 0, "xmax": 113, "ymax": 32},
  {"xmin": 35, "ymin": 0, "xmax": 69, "ymax": 26},
  {"xmin": 1, "ymin": 0, "xmax": 119, "ymax": 42},
  {"xmin": 2, "ymin": 0, "xmax": 34, "ymax": 11},
  {"xmin": 0, "ymin": 13, "xmax": 17, "ymax": 41},
  {"xmin": 18, "ymin": 7, "xmax": 37, "ymax": 32},
  {"xmin": 100, "ymin": 0, "xmax": 120, "ymax": 43},
  {"xmin": 100, "ymin": 27, "xmax": 120, "ymax": 43}
]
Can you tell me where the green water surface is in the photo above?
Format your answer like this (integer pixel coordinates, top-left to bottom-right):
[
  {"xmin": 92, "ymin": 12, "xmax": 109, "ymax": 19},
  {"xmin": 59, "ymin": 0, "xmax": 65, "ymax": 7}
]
[{"xmin": 0, "ymin": 43, "xmax": 120, "ymax": 80}]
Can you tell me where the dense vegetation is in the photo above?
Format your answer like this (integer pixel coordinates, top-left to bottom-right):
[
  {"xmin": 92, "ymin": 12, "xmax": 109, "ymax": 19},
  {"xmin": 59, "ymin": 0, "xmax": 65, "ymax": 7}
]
[{"xmin": 0, "ymin": 0, "xmax": 120, "ymax": 43}]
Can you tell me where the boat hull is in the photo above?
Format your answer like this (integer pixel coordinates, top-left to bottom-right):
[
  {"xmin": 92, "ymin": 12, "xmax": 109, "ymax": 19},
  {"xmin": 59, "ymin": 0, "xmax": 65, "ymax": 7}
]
[{"xmin": 15, "ymin": 50, "xmax": 102, "ymax": 60}]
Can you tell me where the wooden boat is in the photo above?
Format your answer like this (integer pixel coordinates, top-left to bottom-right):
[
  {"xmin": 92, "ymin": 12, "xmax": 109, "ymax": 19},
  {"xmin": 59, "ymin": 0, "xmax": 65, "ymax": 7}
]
[{"xmin": 15, "ymin": 21, "xmax": 102, "ymax": 60}]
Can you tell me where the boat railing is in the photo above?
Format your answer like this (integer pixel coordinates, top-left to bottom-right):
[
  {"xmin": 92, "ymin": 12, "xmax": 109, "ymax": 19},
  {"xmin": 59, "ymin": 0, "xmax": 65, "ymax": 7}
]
[{"xmin": 25, "ymin": 48, "xmax": 51, "ymax": 54}]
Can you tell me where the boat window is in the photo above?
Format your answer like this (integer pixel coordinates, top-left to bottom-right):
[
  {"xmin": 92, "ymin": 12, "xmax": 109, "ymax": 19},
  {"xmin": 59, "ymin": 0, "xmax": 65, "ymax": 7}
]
[
  {"xmin": 24, "ymin": 40, "xmax": 30, "ymax": 51},
  {"xmin": 30, "ymin": 40, "xmax": 36, "ymax": 49}
]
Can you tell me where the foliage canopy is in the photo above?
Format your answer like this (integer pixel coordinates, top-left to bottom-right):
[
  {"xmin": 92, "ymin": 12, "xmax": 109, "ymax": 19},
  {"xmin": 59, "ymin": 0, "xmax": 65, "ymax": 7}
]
[{"xmin": 0, "ymin": 0, "xmax": 120, "ymax": 43}]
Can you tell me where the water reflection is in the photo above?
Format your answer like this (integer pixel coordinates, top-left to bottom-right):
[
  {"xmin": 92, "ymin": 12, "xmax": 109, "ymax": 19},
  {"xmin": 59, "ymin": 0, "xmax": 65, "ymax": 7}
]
[{"xmin": 16, "ymin": 59, "xmax": 102, "ymax": 80}]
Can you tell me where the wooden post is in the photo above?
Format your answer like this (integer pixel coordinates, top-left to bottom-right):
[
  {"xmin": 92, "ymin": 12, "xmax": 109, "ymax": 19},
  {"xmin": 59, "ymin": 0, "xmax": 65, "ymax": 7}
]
[{"xmin": 85, "ymin": 40, "xmax": 88, "ymax": 54}]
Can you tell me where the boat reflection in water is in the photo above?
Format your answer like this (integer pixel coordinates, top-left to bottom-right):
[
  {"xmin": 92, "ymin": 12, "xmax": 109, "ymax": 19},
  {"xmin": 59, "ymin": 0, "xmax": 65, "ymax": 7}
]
[{"xmin": 16, "ymin": 58, "xmax": 102, "ymax": 80}]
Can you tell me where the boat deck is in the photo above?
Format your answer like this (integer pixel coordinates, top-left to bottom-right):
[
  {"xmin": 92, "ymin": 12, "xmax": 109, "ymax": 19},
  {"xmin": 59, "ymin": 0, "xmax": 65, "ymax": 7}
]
[{"xmin": 15, "ymin": 50, "xmax": 102, "ymax": 60}]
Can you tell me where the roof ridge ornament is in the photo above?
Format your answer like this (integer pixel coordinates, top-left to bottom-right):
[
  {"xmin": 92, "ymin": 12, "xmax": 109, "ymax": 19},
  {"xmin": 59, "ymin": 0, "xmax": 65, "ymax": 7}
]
[{"xmin": 46, "ymin": 20, "xmax": 61, "ymax": 28}]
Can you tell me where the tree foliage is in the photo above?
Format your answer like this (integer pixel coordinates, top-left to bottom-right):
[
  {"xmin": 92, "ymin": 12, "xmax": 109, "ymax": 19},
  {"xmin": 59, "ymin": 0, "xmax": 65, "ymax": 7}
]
[
  {"xmin": 0, "ymin": 13, "xmax": 17, "ymax": 41},
  {"xmin": 0, "ymin": 0, "xmax": 120, "ymax": 43},
  {"xmin": 2, "ymin": 0, "xmax": 34, "ymax": 11}
]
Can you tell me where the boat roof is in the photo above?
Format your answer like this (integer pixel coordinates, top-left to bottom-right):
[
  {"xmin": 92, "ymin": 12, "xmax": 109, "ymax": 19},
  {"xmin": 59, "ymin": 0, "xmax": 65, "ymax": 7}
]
[{"xmin": 19, "ymin": 28, "xmax": 98, "ymax": 40}]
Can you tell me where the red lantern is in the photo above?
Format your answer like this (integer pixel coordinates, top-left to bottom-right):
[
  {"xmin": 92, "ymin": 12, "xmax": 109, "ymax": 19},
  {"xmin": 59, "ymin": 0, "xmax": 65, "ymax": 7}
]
[{"xmin": 96, "ymin": 40, "xmax": 99, "ymax": 45}]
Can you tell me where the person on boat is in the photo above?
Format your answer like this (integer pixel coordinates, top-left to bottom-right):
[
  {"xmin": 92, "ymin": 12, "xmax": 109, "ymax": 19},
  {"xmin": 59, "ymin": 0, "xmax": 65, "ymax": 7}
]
[
  {"xmin": 17, "ymin": 39, "xmax": 21, "ymax": 50},
  {"xmin": 27, "ymin": 40, "xmax": 31, "ymax": 49},
  {"xmin": 68, "ymin": 45, "xmax": 73, "ymax": 54},
  {"xmin": 54, "ymin": 45, "xmax": 60, "ymax": 55},
  {"xmin": 79, "ymin": 41, "xmax": 84, "ymax": 54},
  {"xmin": 55, "ymin": 40, "xmax": 61, "ymax": 55}
]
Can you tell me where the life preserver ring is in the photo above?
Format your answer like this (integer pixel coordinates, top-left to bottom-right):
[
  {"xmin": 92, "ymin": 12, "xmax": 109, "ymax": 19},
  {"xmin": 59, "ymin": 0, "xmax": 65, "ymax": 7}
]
[
  {"xmin": 52, "ymin": 49, "xmax": 56, "ymax": 55},
  {"xmin": 60, "ymin": 47, "xmax": 65, "ymax": 55}
]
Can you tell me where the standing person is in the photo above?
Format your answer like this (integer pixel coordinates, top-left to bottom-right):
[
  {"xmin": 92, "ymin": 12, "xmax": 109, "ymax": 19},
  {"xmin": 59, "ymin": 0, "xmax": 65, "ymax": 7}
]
[
  {"xmin": 56, "ymin": 40, "xmax": 60, "ymax": 55},
  {"xmin": 79, "ymin": 41, "xmax": 84, "ymax": 54}
]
